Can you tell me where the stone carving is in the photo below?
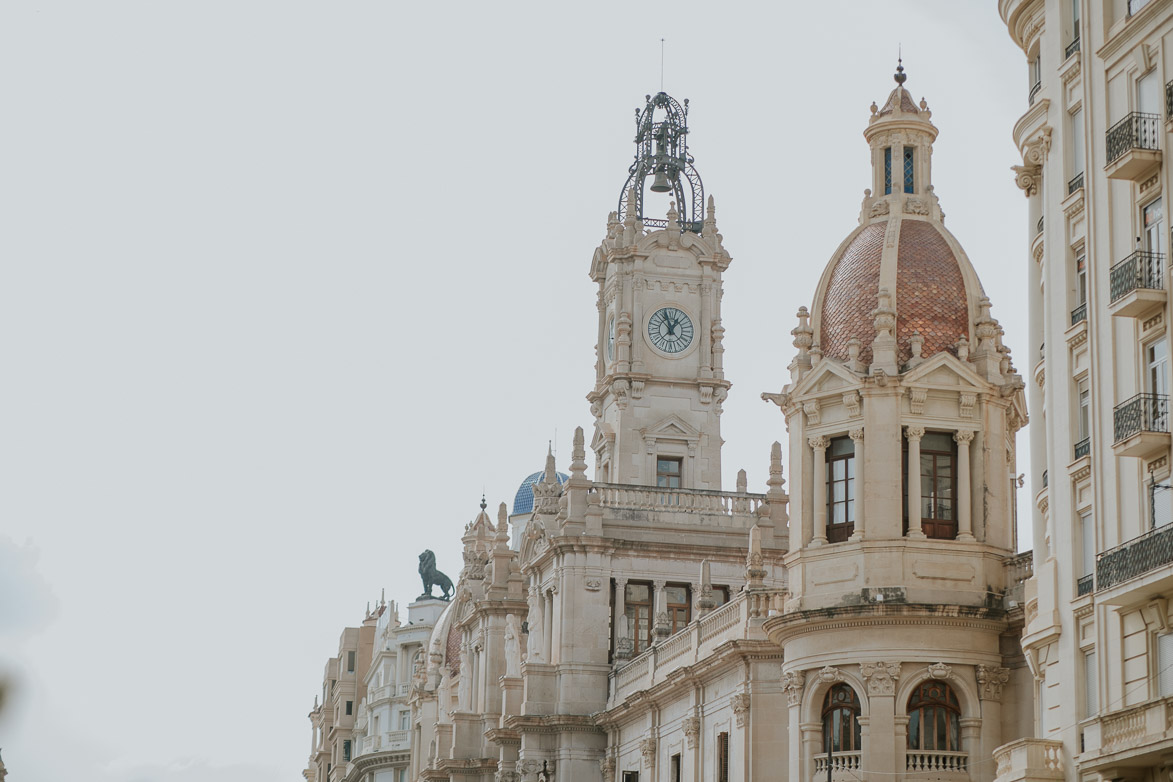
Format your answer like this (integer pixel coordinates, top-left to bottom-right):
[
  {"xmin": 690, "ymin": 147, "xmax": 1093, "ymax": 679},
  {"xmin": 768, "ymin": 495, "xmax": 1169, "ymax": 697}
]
[
  {"xmin": 683, "ymin": 716, "xmax": 700, "ymax": 749},
  {"xmin": 600, "ymin": 758, "xmax": 616, "ymax": 782},
  {"xmin": 910, "ymin": 387, "xmax": 927, "ymax": 414},
  {"xmin": 953, "ymin": 430, "xmax": 975, "ymax": 446},
  {"xmin": 631, "ymin": 380, "xmax": 645, "ymax": 400},
  {"xmin": 1012, "ymin": 164, "xmax": 1041, "ymax": 197},
  {"xmin": 904, "ymin": 426, "xmax": 925, "ymax": 442},
  {"xmin": 803, "ymin": 399, "xmax": 821, "ymax": 424},
  {"xmin": 808, "ymin": 435, "xmax": 829, "ymax": 452},
  {"xmin": 732, "ymin": 692, "xmax": 751, "ymax": 727},
  {"xmin": 640, "ymin": 738, "xmax": 657, "ymax": 768},
  {"xmin": 585, "ymin": 578, "xmax": 602, "ymax": 591},
  {"xmin": 977, "ymin": 664, "xmax": 1011, "ymax": 700},
  {"xmin": 782, "ymin": 669, "xmax": 806, "ymax": 706},
  {"xmin": 843, "ymin": 391, "xmax": 861, "ymax": 417},
  {"xmin": 504, "ymin": 614, "xmax": 522, "ymax": 678},
  {"xmin": 860, "ymin": 661, "xmax": 901, "ymax": 696},
  {"xmin": 927, "ymin": 662, "xmax": 953, "ymax": 680},
  {"xmin": 527, "ymin": 585, "xmax": 545, "ymax": 662},
  {"xmin": 817, "ymin": 665, "xmax": 843, "ymax": 684},
  {"xmin": 418, "ymin": 550, "xmax": 454, "ymax": 601},
  {"xmin": 904, "ymin": 196, "xmax": 930, "ymax": 215},
  {"xmin": 959, "ymin": 392, "xmax": 976, "ymax": 418},
  {"xmin": 870, "ymin": 199, "xmax": 890, "ymax": 217}
]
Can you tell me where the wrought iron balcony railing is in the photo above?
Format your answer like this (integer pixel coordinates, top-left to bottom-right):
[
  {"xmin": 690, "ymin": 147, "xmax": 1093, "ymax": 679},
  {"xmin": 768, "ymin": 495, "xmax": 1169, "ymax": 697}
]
[
  {"xmin": 1066, "ymin": 37, "xmax": 1081, "ymax": 59},
  {"xmin": 1097, "ymin": 521, "xmax": 1173, "ymax": 590},
  {"xmin": 1109, "ymin": 250, "xmax": 1165, "ymax": 303},
  {"xmin": 1036, "ymin": 215, "xmax": 1044, "ymax": 235},
  {"xmin": 1107, "ymin": 112, "xmax": 1161, "ymax": 164},
  {"xmin": 1071, "ymin": 302, "xmax": 1087, "ymax": 326},
  {"xmin": 1077, "ymin": 573, "xmax": 1095, "ymax": 596},
  {"xmin": 1042, "ymin": 470, "xmax": 1049, "ymax": 488},
  {"xmin": 1068, "ymin": 171, "xmax": 1084, "ymax": 195},
  {"xmin": 1074, "ymin": 437, "xmax": 1091, "ymax": 459},
  {"xmin": 1114, "ymin": 392, "xmax": 1170, "ymax": 443},
  {"xmin": 1028, "ymin": 81, "xmax": 1042, "ymax": 106},
  {"xmin": 1168, "ymin": 80, "xmax": 1173, "ymax": 120}
]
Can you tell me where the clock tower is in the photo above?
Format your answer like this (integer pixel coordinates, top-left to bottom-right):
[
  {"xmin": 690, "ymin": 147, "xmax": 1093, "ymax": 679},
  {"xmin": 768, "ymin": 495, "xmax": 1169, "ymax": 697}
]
[{"xmin": 586, "ymin": 92, "xmax": 731, "ymax": 490}]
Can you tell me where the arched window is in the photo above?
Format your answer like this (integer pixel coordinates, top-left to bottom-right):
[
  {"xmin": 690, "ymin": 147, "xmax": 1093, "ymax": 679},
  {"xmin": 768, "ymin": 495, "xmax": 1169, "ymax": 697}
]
[
  {"xmin": 907, "ymin": 681, "xmax": 961, "ymax": 751},
  {"xmin": 822, "ymin": 684, "xmax": 862, "ymax": 752}
]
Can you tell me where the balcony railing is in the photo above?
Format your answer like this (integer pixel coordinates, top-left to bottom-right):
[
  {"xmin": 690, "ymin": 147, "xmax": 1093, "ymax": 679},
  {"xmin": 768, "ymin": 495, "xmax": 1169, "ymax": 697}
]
[
  {"xmin": 1077, "ymin": 573, "xmax": 1095, "ymax": 596},
  {"xmin": 1071, "ymin": 302, "xmax": 1087, "ymax": 326},
  {"xmin": 1066, "ymin": 37, "xmax": 1081, "ymax": 59},
  {"xmin": 1167, "ymin": 80, "xmax": 1173, "ymax": 120},
  {"xmin": 1042, "ymin": 470, "xmax": 1049, "ymax": 488},
  {"xmin": 814, "ymin": 751, "xmax": 861, "ymax": 776},
  {"xmin": 1036, "ymin": 215, "xmax": 1044, "ymax": 235},
  {"xmin": 1074, "ymin": 437, "xmax": 1091, "ymax": 459},
  {"xmin": 592, "ymin": 482, "xmax": 765, "ymax": 517},
  {"xmin": 1029, "ymin": 81, "xmax": 1042, "ymax": 106},
  {"xmin": 1113, "ymin": 392, "xmax": 1169, "ymax": 443},
  {"xmin": 1107, "ymin": 112, "xmax": 1161, "ymax": 164},
  {"xmin": 1110, "ymin": 250, "xmax": 1165, "ymax": 302},
  {"xmin": 907, "ymin": 751, "xmax": 968, "ymax": 774},
  {"xmin": 993, "ymin": 738, "xmax": 1063, "ymax": 782},
  {"xmin": 1097, "ymin": 522, "xmax": 1173, "ymax": 590},
  {"xmin": 1068, "ymin": 171, "xmax": 1084, "ymax": 195}
]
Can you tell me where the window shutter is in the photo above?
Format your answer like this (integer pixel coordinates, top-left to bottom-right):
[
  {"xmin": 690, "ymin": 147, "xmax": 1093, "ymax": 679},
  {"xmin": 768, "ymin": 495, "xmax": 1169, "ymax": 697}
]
[{"xmin": 718, "ymin": 731, "xmax": 729, "ymax": 782}]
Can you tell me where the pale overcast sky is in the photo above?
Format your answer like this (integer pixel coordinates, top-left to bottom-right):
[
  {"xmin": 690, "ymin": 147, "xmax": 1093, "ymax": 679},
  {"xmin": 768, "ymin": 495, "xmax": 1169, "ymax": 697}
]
[{"xmin": 0, "ymin": 2, "xmax": 1028, "ymax": 780}]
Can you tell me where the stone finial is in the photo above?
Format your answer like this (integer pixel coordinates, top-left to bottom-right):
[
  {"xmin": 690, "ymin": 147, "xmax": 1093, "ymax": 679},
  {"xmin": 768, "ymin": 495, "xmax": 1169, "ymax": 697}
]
[
  {"xmin": 736, "ymin": 468, "xmax": 748, "ymax": 493},
  {"xmin": 570, "ymin": 426, "xmax": 588, "ymax": 479},
  {"xmin": 623, "ymin": 186, "xmax": 639, "ymax": 229},
  {"xmin": 666, "ymin": 200, "xmax": 681, "ymax": 233},
  {"xmin": 703, "ymin": 194, "xmax": 718, "ymax": 238},
  {"xmin": 697, "ymin": 559, "xmax": 716, "ymax": 616},
  {"xmin": 907, "ymin": 331, "xmax": 925, "ymax": 369},
  {"xmin": 847, "ymin": 337, "xmax": 863, "ymax": 372},
  {"xmin": 496, "ymin": 502, "xmax": 510, "ymax": 545},
  {"xmin": 767, "ymin": 442, "xmax": 786, "ymax": 495},
  {"xmin": 956, "ymin": 335, "xmax": 970, "ymax": 361},
  {"xmin": 792, "ymin": 307, "xmax": 813, "ymax": 352},
  {"xmin": 543, "ymin": 444, "xmax": 556, "ymax": 484},
  {"xmin": 870, "ymin": 287, "xmax": 899, "ymax": 375}
]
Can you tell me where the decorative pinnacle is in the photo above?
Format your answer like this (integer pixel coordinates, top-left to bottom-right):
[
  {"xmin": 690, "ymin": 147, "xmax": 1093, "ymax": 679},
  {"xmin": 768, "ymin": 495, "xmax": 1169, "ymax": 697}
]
[
  {"xmin": 480, "ymin": 494, "xmax": 487, "ymax": 511},
  {"xmin": 894, "ymin": 58, "xmax": 907, "ymax": 85}
]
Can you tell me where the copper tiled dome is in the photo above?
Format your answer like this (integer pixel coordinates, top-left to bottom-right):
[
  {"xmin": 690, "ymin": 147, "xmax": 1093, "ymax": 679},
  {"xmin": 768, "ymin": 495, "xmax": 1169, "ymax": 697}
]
[{"xmin": 817, "ymin": 217, "xmax": 973, "ymax": 367}]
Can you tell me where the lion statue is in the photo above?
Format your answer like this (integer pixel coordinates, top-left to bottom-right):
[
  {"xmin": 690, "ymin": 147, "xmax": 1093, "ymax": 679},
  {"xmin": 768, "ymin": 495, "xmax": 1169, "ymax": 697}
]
[{"xmin": 418, "ymin": 550, "xmax": 454, "ymax": 601}]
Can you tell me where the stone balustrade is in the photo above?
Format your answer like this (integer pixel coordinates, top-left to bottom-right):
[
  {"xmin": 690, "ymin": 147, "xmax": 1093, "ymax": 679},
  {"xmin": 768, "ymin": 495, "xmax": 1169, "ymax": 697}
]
[
  {"xmin": 1090, "ymin": 698, "xmax": 1173, "ymax": 755},
  {"xmin": 358, "ymin": 729, "xmax": 412, "ymax": 757},
  {"xmin": 813, "ymin": 750, "xmax": 861, "ymax": 780},
  {"xmin": 992, "ymin": 738, "xmax": 1063, "ymax": 782},
  {"xmin": 906, "ymin": 750, "xmax": 969, "ymax": 774},
  {"xmin": 592, "ymin": 483, "xmax": 765, "ymax": 520},
  {"xmin": 609, "ymin": 589, "xmax": 784, "ymax": 703}
]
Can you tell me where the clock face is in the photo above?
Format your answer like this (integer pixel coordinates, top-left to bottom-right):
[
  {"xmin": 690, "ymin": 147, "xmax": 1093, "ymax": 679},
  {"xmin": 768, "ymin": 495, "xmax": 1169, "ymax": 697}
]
[
  {"xmin": 647, "ymin": 307, "xmax": 694, "ymax": 354},
  {"xmin": 607, "ymin": 316, "xmax": 615, "ymax": 361}
]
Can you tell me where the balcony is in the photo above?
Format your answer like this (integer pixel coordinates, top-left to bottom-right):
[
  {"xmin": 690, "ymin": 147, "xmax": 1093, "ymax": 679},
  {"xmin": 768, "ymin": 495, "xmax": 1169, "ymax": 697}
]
[
  {"xmin": 1067, "ymin": 171, "xmax": 1084, "ymax": 195},
  {"xmin": 907, "ymin": 750, "xmax": 968, "ymax": 775},
  {"xmin": 1113, "ymin": 393, "xmax": 1170, "ymax": 458},
  {"xmin": 1109, "ymin": 251, "xmax": 1166, "ymax": 318},
  {"xmin": 1167, "ymin": 80, "xmax": 1173, "ymax": 123},
  {"xmin": 1081, "ymin": 697, "xmax": 1173, "ymax": 769},
  {"xmin": 358, "ymin": 729, "xmax": 412, "ymax": 757},
  {"xmin": 1065, "ymin": 37, "xmax": 1081, "ymax": 60},
  {"xmin": 592, "ymin": 482, "xmax": 764, "ymax": 520},
  {"xmin": 1097, "ymin": 522, "xmax": 1173, "ymax": 592},
  {"xmin": 1071, "ymin": 302, "xmax": 1087, "ymax": 326},
  {"xmin": 1105, "ymin": 112, "xmax": 1162, "ymax": 181},
  {"xmin": 1077, "ymin": 573, "xmax": 1095, "ymax": 596},
  {"xmin": 813, "ymin": 750, "xmax": 861, "ymax": 782},
  {"xmin": 1074, "ymin": 437, "xmax": 1091, "ymax": 460},
  {"xmin": 992, "ymin": 738, "xmax": 1063, "ymax": 782}
]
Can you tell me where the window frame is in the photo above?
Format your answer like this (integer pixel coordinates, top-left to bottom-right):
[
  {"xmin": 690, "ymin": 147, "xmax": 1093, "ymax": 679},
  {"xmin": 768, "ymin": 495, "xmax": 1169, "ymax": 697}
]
[
  {"xmin": 907, "ymin": 680, "xmax": 961, "ymax": 751},
  {"xmin": 656, "ymin": 456, "xmax": 683, "ymax": 489},
  {"xmin": 665, "ymin": 583, "xmax": 692, "ymax": 635},
  {"xmin": 822, "ymin": 683, "xmax": 863, "ymax": 753},
  {"xmin": 826, "ymin": 436, "xmax": 856, "ymax": 543}
]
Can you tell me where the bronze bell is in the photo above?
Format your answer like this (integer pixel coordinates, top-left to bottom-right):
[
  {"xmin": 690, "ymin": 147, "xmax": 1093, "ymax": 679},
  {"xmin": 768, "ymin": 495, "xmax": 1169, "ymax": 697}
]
[{"xmin": 650, "ymin": 169, "xmax": 672, "ymax": 193}]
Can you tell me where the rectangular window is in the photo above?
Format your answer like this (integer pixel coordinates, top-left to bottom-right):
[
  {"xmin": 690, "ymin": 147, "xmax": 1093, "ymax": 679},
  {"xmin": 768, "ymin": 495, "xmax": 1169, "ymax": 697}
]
[
  {"xmin": 671, "ymin": 753, "xmax": 681, "ymax": 782},
  {"xmin": 345, "ymin": 700, "xmax": 353, "ymax": 716},
  {"xmin": 665, "ymin": 584, "xmax": 691, "ymax": 634},
  {"xmin": 1139, "ymin": 69, "xmax": 1160, "ymax": 114},
  {"xmin": 919, "ymin": 432, "xmax": 957, "ymax": 539},
  {"xmin": 1146, "ymin": 337, "xmax": 1168, "ymax": 397},
  {"xmin": 343, "ymin": 739, "xmax": 352, "ymax": 762},
  {"xmin": 1152, "ymin": 476, "xmax": 1172, "ymax": 528},
  {"xmin": 1071, "ymin": 108, "xmax": 1085, "ymax": 177},
  {"xmin": 623, "ymin": 773, "xmax": 640, "ymax": 782},
  {"xmin": 347, "ymin": 651, "xmax": 356, "ymax": 673},
  {"xmin": 884, "ymin": 147, "xmax": 893, "ymax": 195},
  {"xmin": 827, "ymin": 436, "xmax": 856, "ymax": 542},
  {"xmin": 1143, "ymin": 198, "xmax": 1164, "ymax": 256},
  {"xmin": 1077, "ymin": 379, "xmax": 1091, "ymax": 441},
  {"xmin": 1160, "ymin": 634, "xmax": 1173, "ymax": 697},
  {"xmin": 903, "ymin": 146, "xmax": 914, "ymax": 193},
  {"xmin": 624, "ymin": 581, "xmax": 654, "ymax": 655},
  {"xmin": 717, "ymin": 731, "xmax": 730, "ymax": 782},
  {"xmin": 1076, "ymin": 255, "xmax": 1087, "ymax": 305},
  {"xmin": 1083, "ymin": 651, "xmax": 1098, "ymax": 717},
  {"xmin": 400, "ymin": 710, "xmax": 410, "ymax": 729},
  {"xmin": 713, "ymin": 585, "xmax": 730, "ymax": 606},
  {"xmin": 1071, "ymin": 0, "xmax": 1080, "ymax": 38},
  {"xmin": 657, "ymin": 457, "xmax": 682, "ymax": 489},
  {"xmin": 1080, "ymin": 510, "xmax": 1094, "ymax": 576}
]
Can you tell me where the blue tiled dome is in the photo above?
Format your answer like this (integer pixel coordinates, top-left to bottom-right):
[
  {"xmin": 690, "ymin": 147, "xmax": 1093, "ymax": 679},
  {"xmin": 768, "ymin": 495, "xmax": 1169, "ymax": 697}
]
[{"xmin": 512, "ymin": 471, "xmax": 570, "ymax": 515}]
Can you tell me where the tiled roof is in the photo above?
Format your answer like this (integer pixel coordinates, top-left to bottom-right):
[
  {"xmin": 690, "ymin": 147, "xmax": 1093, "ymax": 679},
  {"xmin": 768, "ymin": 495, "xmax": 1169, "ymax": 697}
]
[
  {"xmin": 820, "ymin": 223, "xmax": 885, "ymax": 364},
  {"xmin": 895, "ymin": 220, "xmax": 968, "ymax": 364}
]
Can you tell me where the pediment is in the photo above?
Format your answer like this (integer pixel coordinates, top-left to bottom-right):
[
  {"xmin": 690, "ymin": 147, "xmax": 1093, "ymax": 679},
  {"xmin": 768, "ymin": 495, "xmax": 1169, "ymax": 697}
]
[
  {"xmin": 642, "ymin": 413, "xmax": 701, "ymax": 444},
  {"xmin": 790, "ymin": 359, "xmax": 862, "ymax": 399},
  {"xmin": 590, "ymin": 422, "xmax": 614, "ymax": 453},
  {"xmin": 901, "ymin": 352, "xmax": 987, "ymax": 391}
]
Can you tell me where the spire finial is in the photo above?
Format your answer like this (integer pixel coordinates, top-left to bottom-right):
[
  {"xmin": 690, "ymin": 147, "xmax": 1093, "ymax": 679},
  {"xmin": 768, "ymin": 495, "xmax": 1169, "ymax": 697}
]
[
  {"xmin": 894, "ymin": 56, "xmax": 906, "ymax": 85},
  {"xmin": 480, "ymin": 493, "xmax": 487, "ymax": 511}
]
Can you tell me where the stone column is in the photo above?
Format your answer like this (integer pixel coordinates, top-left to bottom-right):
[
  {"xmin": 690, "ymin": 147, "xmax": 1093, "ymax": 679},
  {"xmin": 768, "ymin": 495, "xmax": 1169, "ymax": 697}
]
[
  {"xmin": 699, "ymin": 280, "xmax": 712, "ymax": 377},
  {"xmin": 613, "ymin": 577, "xmax": 628, "ymax": 653},
  {"xmin": 954, "ymin": 430, "xmax": 976, "ymax": 541},
  {"xmin": 850, "ymin": 428, "xmax": 865, "ymax": 540},
  {"xmin": 652, "ymin": 579, "xmax": 669, "ymax": 642},
  {"xmin": 977, "ymin": 665, "xmax": 1009, "ymax": 766},
  {"xmin": 809, "ymin": 436, "xmax": 829, "ymax": 546},
  {"xmin": 861, "ymin": 662, "xmax": 900, "ymax": 780},
  {"xmin": 906, "ymin": 427, "xmax": 925, "ymax": 538},
  {"xmin": 783, "ymin": 671, "xmax": 806, "ymax": 782}
]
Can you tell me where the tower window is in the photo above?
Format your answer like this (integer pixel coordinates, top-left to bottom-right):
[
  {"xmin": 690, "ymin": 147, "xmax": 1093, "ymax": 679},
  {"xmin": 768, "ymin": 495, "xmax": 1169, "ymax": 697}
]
[
  {"xmin": 623, "ymin": 581, "xmax": 654, "ymax": 655},
  {"xmin": 657, "ymin": 457, "xmax": 682, "ymax": 488},
  {"xmin": 347, "ymin": 651, "xmax": 356, "ymax": 673},
  {"xmin": 884, "ymin": 147, "xmax": 893, "ymax": 195},
  {"xmin": 665, "ymin": 584, "xmax": 691, "ymax": 634},
  {"xmin": 826, "ymin": 437, "xmax": 855, "ymax": 543},
  {"xmin": 822, "ymin": 684, "xmax": 862, "ymax": 752},
  {"xmin": 903, "ymin": 432, "xmax": 957, "ymax": 539},
  {"xmin": 903, "ymin": 146, "xmax": 915, "ymax": 193}
]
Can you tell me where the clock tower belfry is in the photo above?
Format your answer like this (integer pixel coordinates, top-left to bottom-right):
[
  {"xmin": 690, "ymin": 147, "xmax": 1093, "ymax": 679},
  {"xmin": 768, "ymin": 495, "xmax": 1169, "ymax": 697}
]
[{"xmin": 586, "ymin": 92, "xmax": 731, "ymax": 491}]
